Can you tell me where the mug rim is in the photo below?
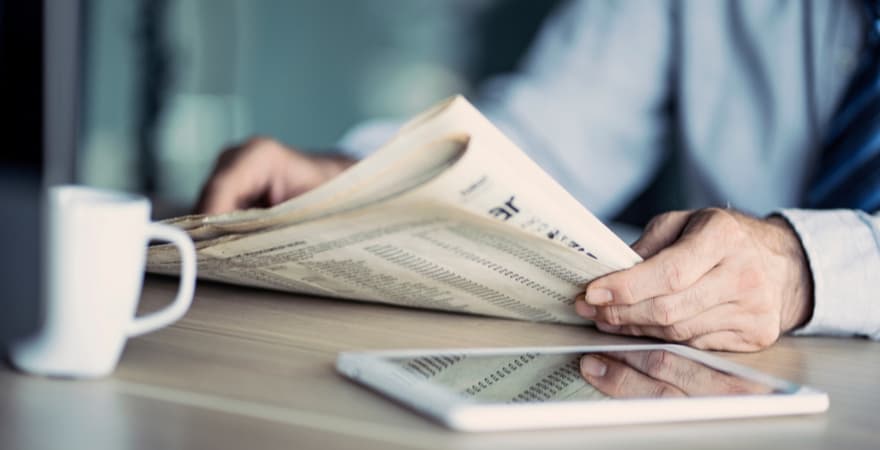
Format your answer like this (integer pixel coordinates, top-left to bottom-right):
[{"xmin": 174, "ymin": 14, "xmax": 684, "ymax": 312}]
[{"xmin": 50, "ymin": 184, "xmax": 147, "ymax": 206}]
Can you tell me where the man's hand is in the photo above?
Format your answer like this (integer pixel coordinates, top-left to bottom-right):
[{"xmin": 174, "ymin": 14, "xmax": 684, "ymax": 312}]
[
  {"xmin": 575, "ymin": 208, "xmax": 814, "ymax": 352},
  {"xmin": 195, "ymin": 137, "xmax": 356, "ymax": 215},
  {"xmin": 579, "ymin": 350, "xmax": 773, "ymax": 398}
]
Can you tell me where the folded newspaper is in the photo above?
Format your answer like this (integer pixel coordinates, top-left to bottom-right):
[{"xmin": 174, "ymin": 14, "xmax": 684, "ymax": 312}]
[{"xmin": 147, "ymin": 96, "xmax": 642, "ymax": 324}]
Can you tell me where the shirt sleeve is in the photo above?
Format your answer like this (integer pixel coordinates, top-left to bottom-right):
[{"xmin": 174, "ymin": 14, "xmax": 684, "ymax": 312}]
[
  {"xmin": 778, "ymin": 208, "xmax": 880, "ymax": 340},
  {"xmin": 340, "ymin": 0, "xmax": 676, "ymax": 220}
]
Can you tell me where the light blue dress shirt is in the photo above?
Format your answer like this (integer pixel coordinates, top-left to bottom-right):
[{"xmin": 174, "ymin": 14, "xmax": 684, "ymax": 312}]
[{"xmin": 341, "ymin": 0, "xmax": 880, "ymax": 340}]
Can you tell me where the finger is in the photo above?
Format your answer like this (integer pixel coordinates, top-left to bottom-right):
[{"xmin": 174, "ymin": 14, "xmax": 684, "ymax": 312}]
[
  {"xmin": 618, "ymin": 304, "xmax": 743, "ymax": 343},
  {"xmin": 197, "ymin": 171, "xmax": 268, "ymax": 215},
  {"xmin": 196, "ymin": 177, "xmax": 238, "ymax": 215},
  {"xmin": 195, "ymin": 154, "xmax": 236, "ymax": 214},
  {"xmin": 196, "ymin": 160, "xmax": 257, "ymax": 215},
  {"xmin": 688, "ymin": 332, "xmax": 747, "ymax": 351},
  {"xmin": 196, "ymin": 143, "xmax": 283, "ymax": 214},
  {"xmin": 631, "ymin": 210, "xmax": 693, "ymax": 258},
  {"xmin": 585, "ymin": 209, "xmax": 732, "ymax": 305},
  {"xmin": 594, "ymin": 322, "xmax": 663, "ymax": 344},
  {"xmin": 579, "ymin": 355, "xmax": 685, "ymax": 398},
  {"xmin": 591, "ymin": 267, "xmax": 733, "ymax": 326},
  {"xmin": 617, "ymin": 302, "xmax": 776, "ymax": 347},
  {"xmin": 594, "ymin": 321, "xmax": 625, "ymax": 335},
  {"xmin": 604, "ymin": 349, "xmax": 771, "ymax": 396},
  {"xmin": 574, "ymin": 296, "xmax": 596, "ymax": 318},
  {"xmin": 686, "ymin": 331, "xmax": 778, "ymax": 353}
]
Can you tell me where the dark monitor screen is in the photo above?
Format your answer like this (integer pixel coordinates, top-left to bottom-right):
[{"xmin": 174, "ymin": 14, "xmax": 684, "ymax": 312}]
[{"xmin": 0, "ymin": 0, "xmax": 80, "ymax": 351}]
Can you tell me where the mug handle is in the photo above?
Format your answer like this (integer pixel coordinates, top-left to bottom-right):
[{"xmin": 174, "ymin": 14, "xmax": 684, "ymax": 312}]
[{"xmin": 126, "ymin": 223, "xmax": 197, "ymax": 337}]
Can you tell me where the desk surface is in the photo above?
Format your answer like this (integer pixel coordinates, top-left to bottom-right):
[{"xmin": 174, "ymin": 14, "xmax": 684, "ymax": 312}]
[{"xmin": 2, "ymin": 277, "xmax": 879, "ymax": 450}]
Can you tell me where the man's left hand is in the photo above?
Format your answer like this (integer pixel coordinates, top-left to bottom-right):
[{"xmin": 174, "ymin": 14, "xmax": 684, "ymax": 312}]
[{"xmin": 575, "ymin": 208, "xmax": 814, "ymax": 352}]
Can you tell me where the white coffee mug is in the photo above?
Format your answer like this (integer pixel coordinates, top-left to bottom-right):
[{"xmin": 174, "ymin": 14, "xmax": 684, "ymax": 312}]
[{"xmin": 11, "ymin": 185, "xmax": 196, "ymax": 378}]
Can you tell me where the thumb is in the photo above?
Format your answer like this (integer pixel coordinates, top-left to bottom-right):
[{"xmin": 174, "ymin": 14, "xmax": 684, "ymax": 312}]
[{"xmin": 631, "ymin": 210, "xmax": 693, "ymax": 258}]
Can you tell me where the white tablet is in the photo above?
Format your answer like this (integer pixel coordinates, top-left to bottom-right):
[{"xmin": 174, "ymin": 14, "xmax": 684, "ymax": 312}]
[{"xmin": 336, "ymin": 344, "xmax": 828, "ymax": 431}]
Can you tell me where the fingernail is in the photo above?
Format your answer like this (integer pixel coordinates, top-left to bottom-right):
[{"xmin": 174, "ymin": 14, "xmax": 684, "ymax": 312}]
[
  {"xmin": 586, "ymin": 288, "xmax": 613, "ymax": 305},
  {"xmin": 576, "ymin": 302, "xmax": 597, "ymax": 318},
  {"xmin": 580, "ymin": 356, "xmax": 607, "ymax": 377}
]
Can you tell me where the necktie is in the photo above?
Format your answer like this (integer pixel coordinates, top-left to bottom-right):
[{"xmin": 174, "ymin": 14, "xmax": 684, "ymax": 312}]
[{"xmin": 806, "ymin": 2, "xmax": 880, "ymax": 211}]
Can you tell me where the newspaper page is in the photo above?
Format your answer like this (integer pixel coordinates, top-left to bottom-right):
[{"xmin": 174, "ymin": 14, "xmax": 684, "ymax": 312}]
[
  {"xmin": 150, "ymin": 140, "xmax": 620, "ymax": 323},
  {"xmin": 150, "ymin": 201, "xmax": 613, "ymax": 323},
  {"xmin": 163, "ymin": 96, "xmax": 641, "ymax": 270},
  {"xmin": 148, "ymin": 96, "xmax": 641, "ymax": 323}
]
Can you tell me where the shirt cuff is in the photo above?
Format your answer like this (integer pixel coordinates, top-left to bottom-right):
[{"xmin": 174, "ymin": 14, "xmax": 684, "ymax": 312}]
[{"xmin": 777, "ymin": 208, "xmax": 880, "ymax": 339}]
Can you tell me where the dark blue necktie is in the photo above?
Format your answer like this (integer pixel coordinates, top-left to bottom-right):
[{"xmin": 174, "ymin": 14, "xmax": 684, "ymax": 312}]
[{"xmin": 805, "ymin": 2, "xmax": 880, "ymax": 211}]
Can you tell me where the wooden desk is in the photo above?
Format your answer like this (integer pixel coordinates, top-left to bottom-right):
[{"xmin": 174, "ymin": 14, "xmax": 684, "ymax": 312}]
[{"xmin": 2, "ymin": 276, "xmax": 878, "ymax": 449}]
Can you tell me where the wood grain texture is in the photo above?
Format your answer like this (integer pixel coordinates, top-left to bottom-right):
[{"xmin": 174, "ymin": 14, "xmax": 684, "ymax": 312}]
[{"xmin": 2, "ymin": 276, "xmax": 878, "ymax": 450}]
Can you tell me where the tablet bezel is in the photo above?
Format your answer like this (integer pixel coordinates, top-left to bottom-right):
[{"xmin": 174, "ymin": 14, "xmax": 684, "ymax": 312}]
[{"xmin": 336, "ymin": 344, "xmax": 829, "ymax": 431}]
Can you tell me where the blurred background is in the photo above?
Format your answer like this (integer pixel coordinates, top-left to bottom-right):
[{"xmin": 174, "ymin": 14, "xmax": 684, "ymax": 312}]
[{"xmin": 79, "ymin": 0, "xmax": 562, "ymax": 217}]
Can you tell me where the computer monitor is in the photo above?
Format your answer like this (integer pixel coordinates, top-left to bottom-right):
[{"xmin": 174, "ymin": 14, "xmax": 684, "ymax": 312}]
[{"xmin": 0, "ymin": 0, "xmax": 81, "ymax": 352}]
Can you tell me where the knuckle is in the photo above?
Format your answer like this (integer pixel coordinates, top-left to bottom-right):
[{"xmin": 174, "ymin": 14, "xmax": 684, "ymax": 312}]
[
  {"xmin": 698, "ymin": 206, "xmax": 727, "ymax": 226},
  {"xmin": 241, "ymin": 136, "xmax": 288, "ymax": 159},
  {"xmin": 217, "ymin": 136, "xmax": 277, "ymax": 165},
  {"xmin": 734, "ymin": 341, "xmax": 763, "ymax": 352},
  {"xmin": 243, "ymin": 135, "xmax": 276, "ymax": 149},
  {"xmin": 712, "ymin": 209, "xmax": 745, "ymax": 240},
  {"xmin": 624, "ymin": 325, "xmax": 644, "ymax": 337},
  {"xmin": 689, "ymin": 339, "xmax": 712, "ymax": 350},
  {"xmin": 705, "ymin": 206, "xmax": 730, "ymax": 218},
  {"xmin": 646, "ymin": 212, "xmax": 674, "ymax": 232},
  {"xmin": 643, "ymin": 216, "xmax": 662, "ymax": 234},
  {"xmin": 706, "ymin": 206, "xmax": 729, "ymax": 222},
  {"xmin": 646, "ymin": 210, "xmax": 688, "ymax": 233},
  {"xmin": 661, "ymin": 260, "xmax": 685, "ymax": 292},
  {"xmin": 601, "ymin": 306, "xmax": 624, "ymax": 326},
  {"xmin": 596, "ymin": 321, "xmax": 622, "ymax": 334},
  {"xmin": 752, "ymin": 327, "xmax": 780, "ymax": 349},
  {"xmin": 206, "ymin": 172, "xmax": 233, "ymax": 192},
  {"xmin": 650, "ymin": 298, "xmax": 676, "ymax": 325},
  {"xmin": 618, "ymin": 279, "xmax": 639, "ymax": 304},
  {"xmin": 663, "ymin": 322, "xmax": 692, "ymax": 342},
  {"xmin": 653, "ymin": 383, "xmax": 683, "ymax": 398},
  {"xmin": 692, "ymin": 207, "xmax": 719, "ymax": 223},
  {"xmin": 610, "ymin": 365, "xmax": 633, "ymax": 393},
  {"xmin": 613, "ymin": 325, "xmax": 642, "ymax": 337}
]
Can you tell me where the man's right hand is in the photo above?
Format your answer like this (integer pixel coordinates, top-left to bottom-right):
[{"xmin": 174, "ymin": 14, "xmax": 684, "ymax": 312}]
[
  {"xmin": 195, "ymin": 137, "xmax": 357, "ymax": 215},
  {"xmin": 579, "ymin": 350, "xmax": 773, "ymax": 398}
]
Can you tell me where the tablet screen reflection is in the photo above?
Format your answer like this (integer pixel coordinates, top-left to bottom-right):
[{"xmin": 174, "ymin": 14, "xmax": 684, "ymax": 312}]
[{"xmin": 391, "ymin": 350, "xmax": 782, "ymax": 403}]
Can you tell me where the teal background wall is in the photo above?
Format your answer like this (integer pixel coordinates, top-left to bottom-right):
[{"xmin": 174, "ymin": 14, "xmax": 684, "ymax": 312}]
[{"xmin": 79, "ymin": 0, "xmax": 560, "ymax": 214}]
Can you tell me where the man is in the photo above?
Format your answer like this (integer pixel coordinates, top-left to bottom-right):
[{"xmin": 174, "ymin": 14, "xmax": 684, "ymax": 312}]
[{"xmin": 196, "ymin": 0, "xmax": 880, "ymax": 351}]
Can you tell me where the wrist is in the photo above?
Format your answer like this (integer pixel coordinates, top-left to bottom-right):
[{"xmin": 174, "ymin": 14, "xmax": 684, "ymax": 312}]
[{"xmin": 765, "ymin": 215, "xmax": 814, "ymax": 332}]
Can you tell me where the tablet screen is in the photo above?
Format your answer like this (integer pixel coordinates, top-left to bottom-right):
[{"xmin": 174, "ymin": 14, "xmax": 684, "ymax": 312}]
[{"xmin": 388, "ymin": 350, "xmax": 786, "ymax": 403}]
